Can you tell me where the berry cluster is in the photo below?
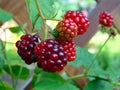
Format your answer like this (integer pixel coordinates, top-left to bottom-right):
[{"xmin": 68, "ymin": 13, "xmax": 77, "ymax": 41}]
[
  {"xmin": 16, "ymin": 34, "xmax": 39, "ymax": 64},
  {"xmin": 34, "ymin": 39, "xmax": 68, "ymax": 72},
  {"xmin": 99, "ymin": 11, "xmax": 113, "ymax": 27},
  {"xmin": 16, "ymin": 10, "xmax": 90, "ymax": 72}
]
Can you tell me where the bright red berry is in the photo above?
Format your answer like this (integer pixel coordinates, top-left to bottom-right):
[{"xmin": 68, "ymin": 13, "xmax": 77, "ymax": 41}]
[
  {"xmin": 99, "ymin": 11, "xmax": 113, "ymax": 27},
  {"xmin": 34, "ymin": 39, "xmax": 68, "ymax": 72},
  {"xmin": 64, "ymin": 11, "xmax": 90, "ymax": 35},
  {"xmin": 56, "ymin": 19, "xmax": 78, "ymax": 40},
  {"xmin": 58, "ymin": 39, "xmax": 76, "ymax": 61},
  {"xmin": 16, "ymin": 34, "xmax": 39, "ymax": 64}
]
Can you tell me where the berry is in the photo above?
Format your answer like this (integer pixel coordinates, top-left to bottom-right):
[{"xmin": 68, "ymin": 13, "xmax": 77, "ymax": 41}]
[
  {"xmin": 64, "ymin": 11, "xmax": 90, "ymax": 35},
  {"xmin": 58, "ymin": 39, "xmax": 76, "ymax": 61},
  {"xmin": 99, "ymin": 11, "xmax": 113, "ymax": 27},
  {"xmin": 16, "ymin": 34, "xmax": 39, "ymax": 64},
  {"xmin": 56, "ymin": 19, "xmax": 78, "ymax": 40},
  {"xmin": 34, "ymin": 39, "xmax": 68, "ymax": 72}
]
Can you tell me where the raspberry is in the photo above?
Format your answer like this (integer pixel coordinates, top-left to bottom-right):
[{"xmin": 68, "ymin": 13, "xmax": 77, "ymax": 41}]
[
  {"xmin": 58, "ymin": 39, "xmax": 76, "ymax": 61},
  {"xmin": 56, "ymin": 19, "xmax": 78, "ymax": 40},
  {"xmin": 64, "ymin": 11, "xmax": 90, "ymax": 35},
  {"xmin": 16, "ymin": 34, "xmax": 39, "ymax": 64},
  {"xmin": 99, "ymin": 11, "xmax": 113, "ymax": 27},
  {"xmin": 34, "ymin": 39, "xmax": 68, "ymax": 72}
]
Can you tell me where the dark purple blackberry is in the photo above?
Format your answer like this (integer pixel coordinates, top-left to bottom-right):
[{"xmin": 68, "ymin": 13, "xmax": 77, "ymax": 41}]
[{"xmin": 16, "ymin": 34, "xmax": 39, "ymax": 64}]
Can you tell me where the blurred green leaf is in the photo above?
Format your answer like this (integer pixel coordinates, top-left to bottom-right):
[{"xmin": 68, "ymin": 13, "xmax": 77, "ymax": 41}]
[
  {"xmin": 84, "ymin": 79, "xmax": 114, "ymax": 90},
  {"xmin": 4, "ymin": 65, "xmax": 30, "ymax": 79},
  {"xmin": 9, "ymin": 24, "xmax": 27, "ymax": 33},
  {"xmin": 33, "ymin": 68, "xmax": 65, "ymax": 85},
  {"xmin": 33, "ymin": 79, "xmax": 79, "ymax": 90},
  {"xmin": 0, "ymin": 81, "xmax": 13, "ymax": 90},
  {"xmin": 0, "ymin": 8, "xmax": 13, "ymax": 22}
]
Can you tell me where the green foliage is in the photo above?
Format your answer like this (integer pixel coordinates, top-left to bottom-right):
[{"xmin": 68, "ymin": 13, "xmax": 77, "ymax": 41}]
[
  {"xmin": 33, "ymin": 79, "xmax": 80, "ymax": 90},
  {"xmin": 0, "ymin": 8, "xmax": 13, "ymax": 22},
  {"xmin": 84, "ymin": 79, "xmax": 114, "ymax": 90},
  {"xmin": 3, "ymin": 65, "xmax": 30, "ymax": 79},
  {"xmin": 0, "ymin": 81, "xmax": 13, "ymax": 90},
  {"xmin": 0, "ymin": 40, "xmax": 6, "ymax": 69},
  {"xmin": 9, "ymin": 24, "xmax": 27, "ymax": 33},
  {"xmin": 33, "ymin": 68, "xmax": 79, "ymax": 90},
  {"xmin": 68, "ymin": 46, "xmax": 95, "ymax": 67}
]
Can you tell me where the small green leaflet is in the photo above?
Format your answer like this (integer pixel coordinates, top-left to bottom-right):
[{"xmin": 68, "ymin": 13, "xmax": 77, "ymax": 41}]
[
  {"xmin": 0, "ymin": 8, "xmax": 13, "ymax": 22},
  {"xmin": 9, "ymin": 24, "xmax": 27, "ymax": 33}
]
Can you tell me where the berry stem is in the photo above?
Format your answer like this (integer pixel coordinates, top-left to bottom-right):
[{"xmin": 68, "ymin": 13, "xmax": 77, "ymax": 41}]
[
  {"xmin": 85, "ymin": 34, "xmax": 112, "ymax": 75},
  {"xmin": 66, "ymin": 73, "xmax": 85, "ymax": 81},
  {"xmin": 35, "ymin": 0, "xmax": 45, "ymax": 19},
  {"xmin": 113, "ymin": 23, "xmax": 120, "ymax": 34},
  {"xmin": 66, "ymin": 73, "xmax": 120, "ymax": 86},
  {"xmin": 35, "ymin": 0, "xmax": 60, "ymax": 21},
  {"xmin": 35, "ymin": 0, "xmax": 48, "ymax": 40},
  {"xmin": 15, "ymin": 66, "xmax": 23, "ymax": 86},
  {"xmin": 43, "ymin": 21, "xmax": 48, "ymax": 40}
]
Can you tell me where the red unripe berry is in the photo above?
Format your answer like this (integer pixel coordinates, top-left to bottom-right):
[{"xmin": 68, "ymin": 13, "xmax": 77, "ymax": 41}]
[
  {"xmin": 56, "ymin": 19, "xmax": 78, "ymax": 40},
  {"xmin": 99, "ymin": 11, "xmax": 113, "ymax": 27},
  {"xmin": 64, "ymin": 11, "xmax": 90, "ymax": 35}
]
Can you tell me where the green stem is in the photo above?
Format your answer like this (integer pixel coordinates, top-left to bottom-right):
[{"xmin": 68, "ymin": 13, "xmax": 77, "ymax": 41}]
[
  {"xmin": 113, "ymin": 23, "xmax": 120, "ymax": 34},
  {"xmin": 66, "ymin": 73, "xmax": 85, "ymax": 81},
  {"xmin": 3, "ymin": 32, "xmax": 15, "ymax": 90},
  {"xmin": 35, "ymin": 0, "xmax": 60, "ymax": 21},
  {"xmin": 35, "ymin": 0, "xmax": 48, "ymax": 40},
  {"xmin": 35, "ymin": 0, "xmax": 45, "ymax": 19},
  {"xmin": 85, "ymin": 35, "xmax": 112, "ymax": 75},
  {"xmin": 15, "ymin": 66, "xmax": 23, "ymax": 86},
  {"xmin": 43, "ymin": 21, "xmax": 48, "ymax": 40}
]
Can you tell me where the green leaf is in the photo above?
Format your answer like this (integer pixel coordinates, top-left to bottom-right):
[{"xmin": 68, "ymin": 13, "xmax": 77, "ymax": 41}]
[
  {"xmin": 9, "ymin": 24, "xmax": 26, "ymax": 33},
  {"xmin": 84, "ymin": 79, "xmax": 114, "ymax": 90},
  {"xmin": 0, "ymin": 40, "xmax": 6, "ymax": 69},
  {"xmin": 0, "ymin": 8, "xmax": 13, "ymax": 22},
  {"xmin": 26, "ymin": 0, "xmax": 43, "ymax": 31},
  {"xmin": 38, "ymin": 0, "xmax": 57, "ymax": 18},
  {"xmin": 51, "ymin": 29, "xmax": 59, "ymax": 38},
  {"xmin": 68, "ymin": 46, "xmax": 94, "ymax": 67},
  {"xmin": 0, "ymin": 81, "xmax": 13, "ymax": 90},
  {"xmin": 33, "ymin": 68, "xmax": 65, "ymax": 84},
  {"xmin": 33, "ymin": 79, "xmax": 79, "ymax": 90},
  {"xmin": 3, "ymin": 65, "xmax": 30, "ymax": 79}
]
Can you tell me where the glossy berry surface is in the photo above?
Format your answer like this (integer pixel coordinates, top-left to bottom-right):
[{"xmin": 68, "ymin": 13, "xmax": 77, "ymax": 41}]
[
  {"xmin": 99, "ymin": 11, "xmax": 113, "ymax": 27},
  {"xmin": 58, "ymin": 39, "xmax": 76, "ymax": 61},
  {"xmin": 56, "ymin": 19, "xmax": 78, "ymax": 40},
  {"xmin": 34, "ymin": 39, "xmax": 68, "ymax": 72},
  {"xmin": 64, "ymin": 11, "xmax": 90, "ymax": 35},
  {"xmin": 16, "ymin": 34, "xmax": 39, "ymax": 64}
]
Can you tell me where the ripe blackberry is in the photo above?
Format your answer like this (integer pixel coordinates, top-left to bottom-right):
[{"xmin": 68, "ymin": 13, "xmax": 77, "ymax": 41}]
[
  {"xmin": 16, "ymin": 34, "xmax": 39, "ymax": 64},
  {"xmin": 34, "ymin": 39, "xmax": 68, "ymax": 72},
  {"xmin": 99, "ymin": 11, "xmax": 113, "ymax": 27},
  {"xmin": 64, "ymin": 11, "xmax": 90, "ymax": 35},
  {"xmin": 58, "ymin": 39, "xmax": 76, "ymax": 61},
  {"xmin": 56, "ymin": 19, "xmax": 78, "ymax": 40}
]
